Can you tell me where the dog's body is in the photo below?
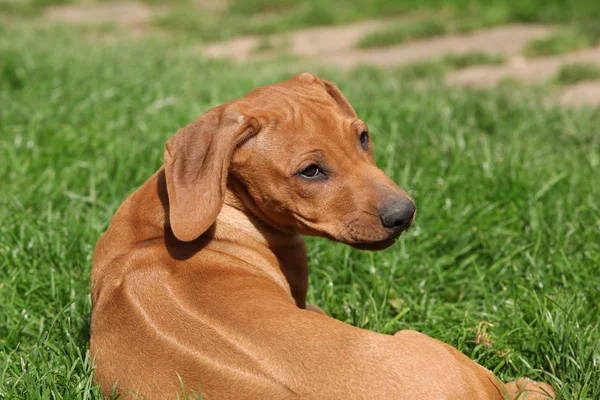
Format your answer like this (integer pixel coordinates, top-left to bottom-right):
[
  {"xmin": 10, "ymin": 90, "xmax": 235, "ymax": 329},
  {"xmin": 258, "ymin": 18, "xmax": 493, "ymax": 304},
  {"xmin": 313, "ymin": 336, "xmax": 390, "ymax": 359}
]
[{"xmin": 90, "ymin": 73, "xmax": 554, "ymax": 399}]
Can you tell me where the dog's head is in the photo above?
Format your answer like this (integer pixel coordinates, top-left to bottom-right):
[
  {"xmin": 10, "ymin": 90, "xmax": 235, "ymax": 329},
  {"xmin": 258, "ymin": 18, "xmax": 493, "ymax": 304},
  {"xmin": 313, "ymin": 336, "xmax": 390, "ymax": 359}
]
[{"xmin": 164, "ymin": 73, "xmax": 415, "ymax": 250}]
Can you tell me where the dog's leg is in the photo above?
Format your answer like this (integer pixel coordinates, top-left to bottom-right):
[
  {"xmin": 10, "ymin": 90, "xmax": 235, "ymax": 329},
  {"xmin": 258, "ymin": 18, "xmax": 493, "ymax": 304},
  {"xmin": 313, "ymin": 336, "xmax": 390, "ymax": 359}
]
[
  {"xmin": 393, "ymin": 330, "xmax": 556, "ymax": 399},
  {"xmin": 504, "ymin": 378, "xmax": 555, "ymax": 399}
]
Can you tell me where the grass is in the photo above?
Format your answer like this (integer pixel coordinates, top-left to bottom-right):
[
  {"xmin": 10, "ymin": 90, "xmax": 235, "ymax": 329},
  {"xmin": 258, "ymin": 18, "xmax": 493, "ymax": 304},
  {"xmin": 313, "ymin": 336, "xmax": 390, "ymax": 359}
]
[
  {"xmin": 525, "ymin": 30, "xmax": 593, "ymax": 57},
  {"xmin": 394, "ymin": 51, "xmax": 505, "ymax": 80},
  {"xmin": 1, "ymin": 19, "xmax": 600, "ymax": 400},
  {"xmin": 3, "ymin": 0, "xmax": 600, "ymax": 45},
  {"xmin": 357, "ymin": 18, "xmax": 448, "ymax": 49},
  {"xmin": 444, "ymin": 52, "xmax": 505, "ymax": 68},
  {"xmin": 156, "ymin": 0, "xmax": 600, "ymax": 47},
  {"xmin": 253, "ymin": 36, "xmax": 290, "ymax": 54},
  {"xmin": 356, "ymin": 8, "xmax": 511, "ymax": 49},
  {"xmin": 555, "ymin": 63, "xmax": 600, "ymax": 85},
  {"xmin": 0, "ymin": 0, "xmax": 73, "ymax": 17},
  {"xmin": 152, "ymin": 0, "xmax": 600, "ymax": 44}
]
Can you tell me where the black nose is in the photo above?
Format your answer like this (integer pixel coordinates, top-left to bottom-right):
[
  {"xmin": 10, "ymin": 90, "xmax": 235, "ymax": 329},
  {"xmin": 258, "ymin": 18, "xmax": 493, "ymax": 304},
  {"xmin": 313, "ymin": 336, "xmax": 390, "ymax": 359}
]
[{"xmin": 380, "ymin": 198, "xmax": 416, "ymax": 231}]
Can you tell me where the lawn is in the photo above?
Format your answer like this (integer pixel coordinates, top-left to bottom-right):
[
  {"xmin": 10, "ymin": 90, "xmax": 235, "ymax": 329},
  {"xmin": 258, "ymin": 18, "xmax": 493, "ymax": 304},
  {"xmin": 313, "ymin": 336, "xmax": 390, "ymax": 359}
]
[
  {"xmin": 3, "ymin": 0, "xmax": 600, "ymax": 45},
  {"xmin": 1, "ymin": 17, "xmax": 600, "ymax": 400}
]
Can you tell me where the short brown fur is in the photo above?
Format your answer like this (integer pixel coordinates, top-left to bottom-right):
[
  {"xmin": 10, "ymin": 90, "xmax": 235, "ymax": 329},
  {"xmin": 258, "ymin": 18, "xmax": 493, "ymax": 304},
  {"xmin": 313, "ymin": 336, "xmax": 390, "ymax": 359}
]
[{"xmin": 90, "ymin": 73, "xmax": 554, "ymax": 399}]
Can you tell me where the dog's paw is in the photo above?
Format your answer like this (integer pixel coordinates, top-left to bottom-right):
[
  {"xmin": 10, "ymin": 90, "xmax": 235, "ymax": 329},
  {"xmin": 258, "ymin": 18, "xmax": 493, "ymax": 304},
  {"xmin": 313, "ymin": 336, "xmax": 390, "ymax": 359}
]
[{"xmin": 505, "ymin": 377, "xmax": 555, "ymax": 399}]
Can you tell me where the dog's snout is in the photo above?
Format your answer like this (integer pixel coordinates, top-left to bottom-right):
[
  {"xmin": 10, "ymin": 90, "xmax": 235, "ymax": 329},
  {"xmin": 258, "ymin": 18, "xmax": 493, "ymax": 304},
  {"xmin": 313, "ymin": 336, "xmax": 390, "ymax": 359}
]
[{"xmin": 380, "ymin": 198, "xmax": 416, "ymax": 231}]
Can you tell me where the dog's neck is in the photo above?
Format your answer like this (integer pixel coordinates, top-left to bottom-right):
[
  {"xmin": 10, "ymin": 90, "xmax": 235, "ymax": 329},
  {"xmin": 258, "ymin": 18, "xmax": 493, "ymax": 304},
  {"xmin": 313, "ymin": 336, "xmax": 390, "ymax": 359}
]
[
  {"xmin": 99, "ymin": 168, "xmax": 309, "ymax": 308},
  {"xmin": 216, "ymin": 183, "xmax": 309, "ymax": 308}
]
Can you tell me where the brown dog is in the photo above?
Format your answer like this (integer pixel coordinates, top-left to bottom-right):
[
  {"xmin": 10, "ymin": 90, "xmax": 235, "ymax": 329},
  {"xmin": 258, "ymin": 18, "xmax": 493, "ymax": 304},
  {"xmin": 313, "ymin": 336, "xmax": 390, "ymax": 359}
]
[{"xmin": 90, "ymin": 73, "xmax": 554, "ymax": 399}]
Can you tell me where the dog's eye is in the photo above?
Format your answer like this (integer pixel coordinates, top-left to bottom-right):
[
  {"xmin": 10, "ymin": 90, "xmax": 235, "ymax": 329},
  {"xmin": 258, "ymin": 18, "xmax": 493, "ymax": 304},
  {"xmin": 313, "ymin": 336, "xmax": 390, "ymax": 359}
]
[
  {"xmin": 300, "ymin": 164, "xmax": 323, "ymax": 179},
  {"xmin": 360, "ymin": 131, "xmax": 369, "ymax": 150}
]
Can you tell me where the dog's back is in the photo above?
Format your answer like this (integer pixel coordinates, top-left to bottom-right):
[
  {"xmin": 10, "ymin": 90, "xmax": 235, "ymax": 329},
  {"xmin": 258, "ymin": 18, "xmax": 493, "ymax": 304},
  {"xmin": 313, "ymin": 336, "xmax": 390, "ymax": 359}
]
[{"xmin": 90, "ymin": 74, "xmax": 553, "ymax": 399}]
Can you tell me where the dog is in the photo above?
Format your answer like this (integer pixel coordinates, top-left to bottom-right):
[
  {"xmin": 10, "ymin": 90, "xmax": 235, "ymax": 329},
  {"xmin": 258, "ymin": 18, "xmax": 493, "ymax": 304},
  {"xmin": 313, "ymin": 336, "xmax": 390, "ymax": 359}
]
[{"xmin": 90, "ymin": 73, "xmax": 555, "ymax": 399}]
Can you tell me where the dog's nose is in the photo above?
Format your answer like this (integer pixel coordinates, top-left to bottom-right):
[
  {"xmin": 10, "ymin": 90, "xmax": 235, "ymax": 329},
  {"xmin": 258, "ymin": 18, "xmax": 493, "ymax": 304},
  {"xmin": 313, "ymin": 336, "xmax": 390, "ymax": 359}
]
[{"xmin": 380, "ymin": 198, "xmax": 416, "ymax": 231}]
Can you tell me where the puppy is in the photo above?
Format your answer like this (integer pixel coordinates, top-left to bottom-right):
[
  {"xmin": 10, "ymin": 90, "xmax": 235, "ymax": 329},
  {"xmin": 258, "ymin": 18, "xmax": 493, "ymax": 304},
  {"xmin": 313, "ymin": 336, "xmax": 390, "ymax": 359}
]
[{"xmin": 90, "ymin": 73, "xmax": 554, "ymax": 399}]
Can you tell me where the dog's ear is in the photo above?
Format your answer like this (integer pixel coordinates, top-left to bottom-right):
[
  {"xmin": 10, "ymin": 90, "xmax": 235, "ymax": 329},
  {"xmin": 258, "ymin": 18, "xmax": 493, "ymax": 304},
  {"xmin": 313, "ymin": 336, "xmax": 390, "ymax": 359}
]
[
  {"xmin": 295, "ymin": 73, "xmax": 356, "ymax": 117},
  {"xmin": 321, "ymin": 79, "xmax": 357, "ymax": 118},
  {"xmin": 164, "ymin": 105, "xmax": 259, "ymax": 242}
]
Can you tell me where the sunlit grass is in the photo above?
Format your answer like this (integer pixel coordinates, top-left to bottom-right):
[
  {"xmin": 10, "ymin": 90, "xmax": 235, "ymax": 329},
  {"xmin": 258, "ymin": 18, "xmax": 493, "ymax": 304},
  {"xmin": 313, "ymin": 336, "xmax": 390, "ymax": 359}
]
[
  {"xmin": 555, "ymin": 63, "xmax": 600, "ymax": 84},
  {"xmin": 0, "ymin": 23, "xmax": 599, "ymax": 399},
  {"xmin": 391, "ymin": 51, "xmax": 506, "ymax": 80},
  {"xmin": 525, "ymin": 30, "xmax": 593, "ymax": 57}
]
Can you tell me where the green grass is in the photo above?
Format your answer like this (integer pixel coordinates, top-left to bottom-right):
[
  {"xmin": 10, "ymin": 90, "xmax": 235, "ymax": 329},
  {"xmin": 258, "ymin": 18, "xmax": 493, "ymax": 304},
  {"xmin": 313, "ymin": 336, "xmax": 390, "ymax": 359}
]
[
  {"xmin": 153, "ymin": 0, "xmax": 600, "ymax": 47},
  {"xmin": 357, "ymin": 18, "xmax": 449, "ymax": 49},
  {"xmin": 525, "ymin": 30, "xmax": 593, "ymax": 57},
  {"xmin": 155, "ymin": 0, "xmax": 600, "ymax": 45},
  {"xmin": 3, "ymin": 0, "xmax": 600, "ymax": 45},
  {"xmin": 1, "ymin": 23, "xmax": 600, "ymax": 400},
  {"xmin": 393, "ymin": 51, "xmax": 505, "ymax": 80},
  {"xmin": 443, "ymin": 52, "xmax": 506, "ymax": 68},
  {"xmin": 555, "ymin": 63, "xmax": 600, "ymax": 85},
  {"xmin": 0, "ymin": 0, "xmax": 73, "ymax": 17},
  {"xmin": 223, "ymin": 0, "xmax": 600, "ymax": 30},
  {"xmin": 253, "ymin": 36, "xmax": 290, "ymax": 54},
  {"xmin": 356, "ymin": 8, "xmax": 511, "ymax": 49}
]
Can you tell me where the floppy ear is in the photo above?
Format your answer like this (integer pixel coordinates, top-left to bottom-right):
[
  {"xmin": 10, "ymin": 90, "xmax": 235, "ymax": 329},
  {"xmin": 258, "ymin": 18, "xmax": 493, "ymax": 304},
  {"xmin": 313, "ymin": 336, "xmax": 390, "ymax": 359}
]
[
  {"xmin": 321, "ymin": 79, "xmax": 357, "ymax": 118},
  {"xmin": 293, "ymin": 73, "xmax": 356, "ymax": 118},
  {"xmin": 164, "ymin": 106, "xmax": 259, "ymax": 242}
]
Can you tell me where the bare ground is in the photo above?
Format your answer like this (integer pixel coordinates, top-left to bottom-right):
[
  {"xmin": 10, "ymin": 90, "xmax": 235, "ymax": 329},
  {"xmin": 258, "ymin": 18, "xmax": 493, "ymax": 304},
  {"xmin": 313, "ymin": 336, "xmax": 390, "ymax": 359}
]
[
  {"xmin": 194, "ymin": 0, "xmax": 229, "ymax": 12},
  {"xmin": 558, "ymin": 80, "xmax": 600, "ymax": 106},
  {"xmin": 318, "ymin": 25, "xmax": 551, "ymax": 69},
  {"xmin": 204, "ymin": 19, "xmax": 396, "ymax": 62},
  {"xmin": 40, "ymin": 3, "xmax": 600, "ymax": 106},
  {"xmin": 44, "ymin": 2, "xmax": 153, "ymax": 33},
  {"xmin": 204, "ymin": 21, "xmax": 600, "ymax": 106},
  {"xmin": 205, "ymin": 23, "xmax": 551, "ymax": 68},
  {"xmin": 446, "ymin": 46, "xmax": 600, "ymax": 87}
]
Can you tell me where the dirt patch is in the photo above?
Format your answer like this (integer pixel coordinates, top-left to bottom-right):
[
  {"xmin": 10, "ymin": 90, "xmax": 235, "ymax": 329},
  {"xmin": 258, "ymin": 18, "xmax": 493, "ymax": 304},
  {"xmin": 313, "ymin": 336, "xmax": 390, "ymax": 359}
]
[
  {"xmin": 195, "ymin": 0, "xmax": 229, "ymax": 12},
  {"xmin": 203, "ymin": 21, "xmax": 600, "ymax": 106},
  {"xmin": 44, "ymin": 2, "xmax": 153, "ymax": 32},
  {"xmin": 447, "ymin": 46, "xmax": 600, "ymax": 87},
  {"xmin": 558, "ymin": 80, "xmax": 600, "ymax": 106},
  {"xmin": 204, "ymin": 19, "xmax": 394, "ymax": 62},
  {"xmin": 203, "ymin": 23, "xmax": 550, "ymax": 67},
  {"xmin": 319, "ymin": 25, "xmax": 551, "ymax": 69},
  {"xmin": 41, "ymin": 5, "xmax": 600, "ymax": 107}
]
